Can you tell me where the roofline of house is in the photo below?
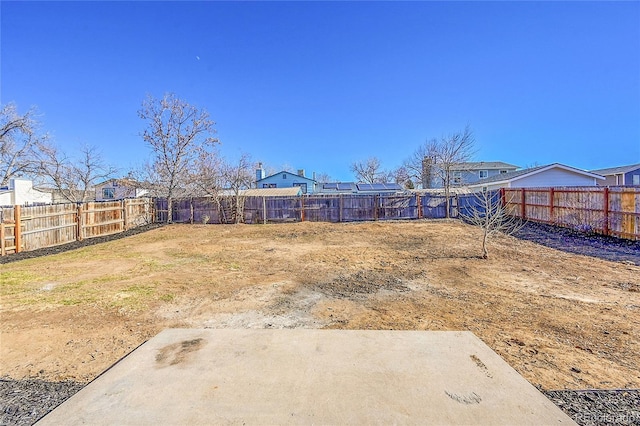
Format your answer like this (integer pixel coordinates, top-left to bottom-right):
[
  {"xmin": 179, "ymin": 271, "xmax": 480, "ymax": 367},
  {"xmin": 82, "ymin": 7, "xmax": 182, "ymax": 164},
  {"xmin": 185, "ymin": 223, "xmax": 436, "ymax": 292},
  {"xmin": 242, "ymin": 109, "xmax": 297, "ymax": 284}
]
[
  {"xmin": 256, "ymin": 170, "xmax": 317, "ymax": 183},
  {"xmin": 469, "ymin": 163, "xmax": 605, "ymax": 188}
]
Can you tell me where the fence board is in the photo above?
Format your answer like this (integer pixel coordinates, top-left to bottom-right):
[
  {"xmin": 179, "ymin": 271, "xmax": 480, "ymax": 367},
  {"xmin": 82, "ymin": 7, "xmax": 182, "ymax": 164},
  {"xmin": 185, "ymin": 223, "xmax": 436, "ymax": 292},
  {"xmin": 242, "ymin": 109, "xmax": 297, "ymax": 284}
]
[
  {"xmin": 503, "ymin": 187, "xmax": 640, "ymax": 240},
  {"xmin": 1, "ymin": 198, "xmax": 154, "ymax": 256}
]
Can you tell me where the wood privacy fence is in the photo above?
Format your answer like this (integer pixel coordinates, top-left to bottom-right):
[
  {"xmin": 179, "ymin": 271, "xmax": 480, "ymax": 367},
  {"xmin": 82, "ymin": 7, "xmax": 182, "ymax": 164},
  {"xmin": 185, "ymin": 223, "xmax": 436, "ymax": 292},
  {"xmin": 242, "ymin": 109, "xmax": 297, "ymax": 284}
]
[
  {"xmin": 502, "ymin": 187, "xmax": 640, "ymax": 240},
  {"xmin": 156, "ymin": 194, "xmax": 464, "ymax": 225},
  {"xmin": 3, "ymin": 187, "xmax": 639, "ymax": 256},
  {"xmin": 0, "ymin": 198, "xmax": 154, "ymax": 256}
]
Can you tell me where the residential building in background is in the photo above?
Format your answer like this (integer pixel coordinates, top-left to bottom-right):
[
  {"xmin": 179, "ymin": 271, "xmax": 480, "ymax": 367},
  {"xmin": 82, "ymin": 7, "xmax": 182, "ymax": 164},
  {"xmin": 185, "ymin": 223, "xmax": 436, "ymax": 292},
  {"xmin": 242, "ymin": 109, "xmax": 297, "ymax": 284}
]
[
  {"xmin": 255, "ymin": 168, "xmax": 318, "ymax": 194},
  {"xmin": 590, "ymin": 163, "xmax": 640, "ymax": 186},
  {"xmin": 95, "ymin": 178, "xmax": 149, "ymax": 201},
  {"xmin": 423, "ymin": 161, "xmax": 519, "ymax": 188},
  {"xmin": 0, "ymin": 178, "xmax": 52, "ymax": 206},
  {"xmin": 469, "ymin": 163, "xmax": 605, "ymax": 191}
]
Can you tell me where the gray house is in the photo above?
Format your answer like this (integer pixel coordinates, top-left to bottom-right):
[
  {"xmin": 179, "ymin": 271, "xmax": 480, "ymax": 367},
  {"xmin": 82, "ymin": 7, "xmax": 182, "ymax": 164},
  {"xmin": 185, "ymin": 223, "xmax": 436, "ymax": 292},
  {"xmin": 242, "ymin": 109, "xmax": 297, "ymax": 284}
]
[
  {"xmin": 469, "ymin": 163, "xmax": 605, "ymax": 191},
  {"xmin": 424, "ymin": 161, "xmax": 519, "ymax": 188},
  {"xmin": 590, "ymin": 163, "xmax": 640, "ymax": 186}
]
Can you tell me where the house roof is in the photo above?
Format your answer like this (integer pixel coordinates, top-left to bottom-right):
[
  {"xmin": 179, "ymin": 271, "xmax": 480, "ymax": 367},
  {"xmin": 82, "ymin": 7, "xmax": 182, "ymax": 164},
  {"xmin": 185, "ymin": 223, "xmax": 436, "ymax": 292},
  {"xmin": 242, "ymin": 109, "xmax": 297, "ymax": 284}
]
[
  {"xmin": 470, "ymin": 163, "xmax": 605, "ymax": 187},
  {"xmin": 589, "ymin": 163, "xmax": 640, "ymax": 176},
  {"xmin": 240, "ymin": 187, "xmax": 303, "ymax": 197},
  {"xmin": 256, "ymin": 171, "xmax": 317, "ymax": 183},
  {"xmin": 319, "ymin": 182, "xmax": 403, "ymax": 192},
  {"xmin": 451, "ymin": 161, "xmax": 519, "ymax": 170},
  {"xmin": 95, "ymin": 177, "xmax": 142, "ymax": 187}
]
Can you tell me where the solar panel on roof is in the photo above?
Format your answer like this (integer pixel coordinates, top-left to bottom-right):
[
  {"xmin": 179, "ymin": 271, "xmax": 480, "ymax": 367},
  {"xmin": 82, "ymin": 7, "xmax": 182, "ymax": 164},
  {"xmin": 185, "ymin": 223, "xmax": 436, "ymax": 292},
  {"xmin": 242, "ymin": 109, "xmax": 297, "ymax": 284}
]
[
  {"xmin": 323, "ymin": 183, "xmax": 338, "ymax": 190},
  {"xmin": 371, "ymin": 183, "xmax": 386, "ymax": 190},
  {"xmin": 337, "ymin": 183, "xmax": 353, "ymax": 191},
  {"xmin": 356, "ymin": 184, "xmax": 373, "ymax": 191}
]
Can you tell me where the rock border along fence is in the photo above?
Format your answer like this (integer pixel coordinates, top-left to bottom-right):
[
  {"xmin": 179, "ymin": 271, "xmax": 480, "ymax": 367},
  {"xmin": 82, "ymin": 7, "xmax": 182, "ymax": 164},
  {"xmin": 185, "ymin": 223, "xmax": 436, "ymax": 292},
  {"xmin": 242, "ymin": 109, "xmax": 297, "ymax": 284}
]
[
  {"xmin": 0, "ymin": 198, "xmax": 153, "ymax": 256},
  {"xmin": 502, "ymin": 186, "xmax": 640, "ymax": 241},
  {"xmin": 2, "ymin": 187, "xmax": 638, "ymax": 256}
]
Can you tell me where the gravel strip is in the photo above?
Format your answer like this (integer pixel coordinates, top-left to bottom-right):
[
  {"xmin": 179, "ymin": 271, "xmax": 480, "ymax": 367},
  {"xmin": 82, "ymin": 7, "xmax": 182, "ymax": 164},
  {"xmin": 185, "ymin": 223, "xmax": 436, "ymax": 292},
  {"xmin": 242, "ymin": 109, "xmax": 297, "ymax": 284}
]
[
  {"xmin": 544, "ymin": 389, "xmax": 640, "ymax": 425},
  {"xmin": 0, "ymin": 223, "xmax": 164, "ymax": 265},
  {"xmin": 1, "ymin": 378, "xmax": 639, "ymax": 426},
  {"xmin": 514, "ymin": 221, "xmax": 640, "ymax": 265},
  {"xmin": 0, "ymin": 378, "xmax": 84, "ymax": 426}
]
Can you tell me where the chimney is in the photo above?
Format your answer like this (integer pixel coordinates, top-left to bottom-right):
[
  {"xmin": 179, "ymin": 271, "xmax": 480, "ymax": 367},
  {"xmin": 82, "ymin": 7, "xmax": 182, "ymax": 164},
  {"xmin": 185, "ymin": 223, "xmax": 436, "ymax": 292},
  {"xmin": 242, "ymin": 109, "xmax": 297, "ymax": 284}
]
[
  {"xmin": 297, "ymin": 169, "xmax": 305, "ymax": 178},
  {"xmin": 312, "ymin": 171, "xmax": 316, "ymax": 181},
  {"xmin": 422, "ymin": 156, "xmax": 434, "ymax": 189},
  {"xmin": 256, "ymin": 163, "xmax": 265, "ymax": 182}
]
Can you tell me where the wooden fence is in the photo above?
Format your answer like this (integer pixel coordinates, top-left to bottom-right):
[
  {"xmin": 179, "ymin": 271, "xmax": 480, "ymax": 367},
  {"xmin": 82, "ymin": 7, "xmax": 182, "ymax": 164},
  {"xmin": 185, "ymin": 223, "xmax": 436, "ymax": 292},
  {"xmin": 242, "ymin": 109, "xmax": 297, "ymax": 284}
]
[
  {"xmin": 503, "ymin": 187, "xmax": 640, "ymax": 240},
  {"xmin": 0, "ymin": 198, "xmax": 154, "ymax": 256},
  {"xmin": 155, "ymin": 193, "xmax": 465, "ymax": 225},
  {"xmin": 3, "ymin": 187, "xmax": 638, "ymax": 257}
]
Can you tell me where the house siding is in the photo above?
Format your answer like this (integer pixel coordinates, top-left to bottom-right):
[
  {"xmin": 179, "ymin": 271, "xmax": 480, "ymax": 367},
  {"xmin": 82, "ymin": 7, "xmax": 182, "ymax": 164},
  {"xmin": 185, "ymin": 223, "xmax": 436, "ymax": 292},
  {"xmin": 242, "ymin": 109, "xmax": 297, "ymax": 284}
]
[
  {"xmin": 0, "ymin": 179, "xmax": 52, "ymax": 206},
  {"xmin": 256, "ymin": 172, "xmax": 316, "ymax": 194},
  {"xmin": 511, "ymin": 169, "xmax": 597, "ymax": 188},
  {"xmin": 95, "ymin": 180, "xmax": 148, "ymax": 201},
  {"xmin": 625, "ymin": 168, "xmax": 640, "ymax": 186}
]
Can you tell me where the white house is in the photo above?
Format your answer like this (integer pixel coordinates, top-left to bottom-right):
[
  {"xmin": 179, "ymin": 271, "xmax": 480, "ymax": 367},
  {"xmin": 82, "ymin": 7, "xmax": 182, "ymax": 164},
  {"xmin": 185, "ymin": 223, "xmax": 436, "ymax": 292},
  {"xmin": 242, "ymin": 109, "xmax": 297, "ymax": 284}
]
[
  {"xmin": 0, "ymin": 178, "xmax": 52, "ymax": 206},
  {"xmin": 95, "ymin": 178, "xmax": 148, "ymax": 201},
  {"xmin": 468, "ymin": 163, "xmax": 605, "ymax": 191}
]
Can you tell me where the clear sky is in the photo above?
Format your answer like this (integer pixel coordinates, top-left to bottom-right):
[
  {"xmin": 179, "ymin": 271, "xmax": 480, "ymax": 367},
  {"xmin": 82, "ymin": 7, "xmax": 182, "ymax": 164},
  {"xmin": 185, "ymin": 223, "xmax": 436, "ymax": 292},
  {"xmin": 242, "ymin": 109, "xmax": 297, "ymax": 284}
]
[{"xmin": 2, "ymin": 1, "xmax": 639, "ymax": 181}]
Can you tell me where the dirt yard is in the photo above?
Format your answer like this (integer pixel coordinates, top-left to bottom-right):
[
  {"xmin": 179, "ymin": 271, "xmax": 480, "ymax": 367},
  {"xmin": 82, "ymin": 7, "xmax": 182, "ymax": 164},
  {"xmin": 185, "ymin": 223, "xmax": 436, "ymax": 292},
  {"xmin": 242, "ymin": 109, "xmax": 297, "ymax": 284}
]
[{"xmin": 1, "ymin": 220, "xmax": 639, "ymax": 391}]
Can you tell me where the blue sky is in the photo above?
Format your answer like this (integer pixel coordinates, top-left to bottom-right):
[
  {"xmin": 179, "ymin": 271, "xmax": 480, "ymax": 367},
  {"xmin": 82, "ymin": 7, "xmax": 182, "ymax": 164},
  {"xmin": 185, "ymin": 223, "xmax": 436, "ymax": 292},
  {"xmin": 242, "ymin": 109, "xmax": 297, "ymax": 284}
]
[{"xmin": 2, "ymin": 1, "xmax": 639, "ymax": 181}]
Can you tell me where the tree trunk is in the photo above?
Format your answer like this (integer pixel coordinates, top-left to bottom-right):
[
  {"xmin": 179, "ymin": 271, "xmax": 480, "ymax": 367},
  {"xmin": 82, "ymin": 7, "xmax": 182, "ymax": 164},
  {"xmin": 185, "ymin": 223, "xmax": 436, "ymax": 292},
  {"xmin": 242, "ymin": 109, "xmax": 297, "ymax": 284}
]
[{"xmin": 166, "ymin": 196, "xmax": 173, "ymax": 224}]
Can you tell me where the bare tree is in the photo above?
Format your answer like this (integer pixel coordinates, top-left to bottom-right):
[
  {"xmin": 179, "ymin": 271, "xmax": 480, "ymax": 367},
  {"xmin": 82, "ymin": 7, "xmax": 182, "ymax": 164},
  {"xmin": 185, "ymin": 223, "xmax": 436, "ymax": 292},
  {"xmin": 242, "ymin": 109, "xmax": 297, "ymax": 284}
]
[
  {"xmin": 40, "ymin": 144, "xmax": 117, "ymax": 203},
  {"xmin": 350, "ymin": 156, "xmax": 390, "ymax": 183},
  {"xmin": 0, "ymin": 103, "xmax": 50, "ymax": 186},
  {"xmin": 390, "ymin": 165, "xmax": 414, "ymax": 189},
  {"xmin": 221, "ymin": 153, "xmax": 254, "ymax": 223},
  {"xmin": 139, "ymin": 93, "xmax": 218, "ymax": 222},
  {"xmin": 427, "ymin": 126, "xmax": 475, "ymax": 217},
  {"xmin": 402, "ymin": 144, "xmax": 437, "ymax": 190},
  {"xmin": 314, "ymin": 172, "xmax": 332, "ymax": 184},
  {"xmin": 461, "ymin": 190, "xmax": 524, "ymax": 259}
]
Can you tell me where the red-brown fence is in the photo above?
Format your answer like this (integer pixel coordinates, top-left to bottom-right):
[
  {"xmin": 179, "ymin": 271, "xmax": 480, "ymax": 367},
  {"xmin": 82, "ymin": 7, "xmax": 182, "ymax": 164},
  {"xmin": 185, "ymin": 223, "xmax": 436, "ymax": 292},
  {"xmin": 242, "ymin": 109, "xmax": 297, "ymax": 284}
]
[
  {"xmin": 502, "ymin": 186, "xmax": 640, "ymax": 240},
  {"xmin": 0, "ymin": 198, "xmax": 154, "ymax": 255}
]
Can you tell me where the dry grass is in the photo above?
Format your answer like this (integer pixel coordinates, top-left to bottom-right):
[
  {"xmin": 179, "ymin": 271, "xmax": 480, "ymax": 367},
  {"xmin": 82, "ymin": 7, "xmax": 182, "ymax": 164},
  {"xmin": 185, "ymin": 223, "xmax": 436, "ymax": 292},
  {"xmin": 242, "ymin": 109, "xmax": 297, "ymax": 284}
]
[{"xmin": 1, "ymin": 220, "xmax": 638, "ymax": 390}]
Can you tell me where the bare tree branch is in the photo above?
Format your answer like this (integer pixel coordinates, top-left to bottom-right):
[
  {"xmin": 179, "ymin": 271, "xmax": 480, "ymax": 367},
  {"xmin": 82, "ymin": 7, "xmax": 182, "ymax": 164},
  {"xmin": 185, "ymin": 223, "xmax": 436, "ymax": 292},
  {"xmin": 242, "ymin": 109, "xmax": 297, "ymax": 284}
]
[
  {"xmin": 350, "ymin": 157, "xmax": 390, "ymax": 183},
  {"xmin": 138, "ymin": 93, "xmax": 218, "ymax": 222},
  {"xmin": 461, "ymin": 190, "xmax": 524, "ymax": 259},
  {"xmin": 40, "ymin": 144, "xmax": 117, "ymax": 203},
  {"xmin": 0, "ymin": 103, "xmax": 51, "ymax": 186}
]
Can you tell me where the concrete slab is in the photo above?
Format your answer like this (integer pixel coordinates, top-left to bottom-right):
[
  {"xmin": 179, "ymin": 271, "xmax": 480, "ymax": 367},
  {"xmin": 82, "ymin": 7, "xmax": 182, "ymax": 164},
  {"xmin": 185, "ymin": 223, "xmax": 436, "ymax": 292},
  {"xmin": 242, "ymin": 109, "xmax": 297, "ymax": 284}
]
[{"xmin": 39, "ymin": 329, "xmax": 575, "ymax": 425}]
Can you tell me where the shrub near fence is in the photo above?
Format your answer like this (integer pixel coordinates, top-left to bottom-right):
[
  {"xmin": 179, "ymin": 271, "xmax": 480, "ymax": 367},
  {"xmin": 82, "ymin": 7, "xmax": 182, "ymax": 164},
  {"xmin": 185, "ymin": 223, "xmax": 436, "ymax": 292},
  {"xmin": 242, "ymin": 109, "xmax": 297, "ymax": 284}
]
[{"xmin": 0, "ymin": 198, "xmax": 154, "ymax": 255}]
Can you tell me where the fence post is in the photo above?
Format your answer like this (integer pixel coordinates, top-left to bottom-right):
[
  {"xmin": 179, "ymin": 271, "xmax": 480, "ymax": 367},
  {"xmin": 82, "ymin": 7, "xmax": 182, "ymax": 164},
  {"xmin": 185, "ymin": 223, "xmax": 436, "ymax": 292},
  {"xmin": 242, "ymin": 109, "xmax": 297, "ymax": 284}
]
[
  {"xmin": 339, "ymin": 195, "xmax": 344, "ymax": 222},
  {"xmin": 0, "ymin": 222, "xmax": 5, "ymax": 256},
  {"xmin": 416, "ymin": 194, "xmax": 422, "ymax": 219},
  {"xmin": 262, "ymin": 196, "xmax": 267, "ymax": 224},
  {"xmin": 122, "ymin": 199, "xmax": 129, "ymax": 230},
  {"xmin": 549, "ymin": 188, "xmax": 555, "ymax": 224},
  {"xmin": 603, "ymin": 187, "xmax": 610, "ymax": 236},
  {"xmin": 300, "ymin": 196, "xmax": 305, "ymax": 222},
  {"xmin": 77, "ymin": 204, "xmax": 84, "ymax": 241},
  {"xmin": 374, "ymin": 195, "xmax": 379, "ymax": 221},
  {"xmin": 520, "ymin": 188, "xmax": 526, "ymax": 220},
  {"xmin": 14, "ymin": 205, "xmax": 22, "ymax": 253}
]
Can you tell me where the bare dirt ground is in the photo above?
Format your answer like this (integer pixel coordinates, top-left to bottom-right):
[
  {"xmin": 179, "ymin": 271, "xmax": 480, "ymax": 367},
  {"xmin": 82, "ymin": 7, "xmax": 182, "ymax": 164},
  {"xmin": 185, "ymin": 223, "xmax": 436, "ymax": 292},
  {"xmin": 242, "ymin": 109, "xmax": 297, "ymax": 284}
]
[{"xmin": 1, "ymin": 220, "xmax": 639, "ymax": 393}]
